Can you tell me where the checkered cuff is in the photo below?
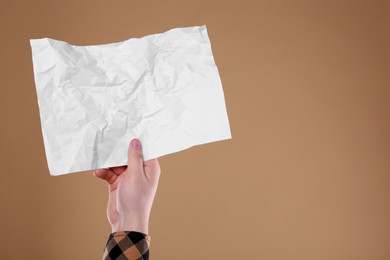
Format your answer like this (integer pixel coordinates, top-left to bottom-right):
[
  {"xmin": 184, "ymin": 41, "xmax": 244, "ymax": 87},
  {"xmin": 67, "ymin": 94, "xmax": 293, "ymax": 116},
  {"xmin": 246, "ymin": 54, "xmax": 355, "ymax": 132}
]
[{"xmin": 103, "ymin": 231, "xmax": 151, "ymax": 260}]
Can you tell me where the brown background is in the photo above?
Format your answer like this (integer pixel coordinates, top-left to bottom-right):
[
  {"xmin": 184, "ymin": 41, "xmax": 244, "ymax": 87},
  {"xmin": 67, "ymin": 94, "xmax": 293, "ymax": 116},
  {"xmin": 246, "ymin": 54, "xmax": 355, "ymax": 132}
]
[{"xmin": 0, "ymin": 0, "xmax": 389, "ymax": 259}]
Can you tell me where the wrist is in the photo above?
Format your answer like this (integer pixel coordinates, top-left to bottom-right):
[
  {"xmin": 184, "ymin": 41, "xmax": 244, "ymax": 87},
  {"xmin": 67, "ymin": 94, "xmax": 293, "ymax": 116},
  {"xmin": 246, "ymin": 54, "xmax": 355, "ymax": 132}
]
[{"xmin": 112, "ymin": 214, "xmax": 150, "ymax": 234}]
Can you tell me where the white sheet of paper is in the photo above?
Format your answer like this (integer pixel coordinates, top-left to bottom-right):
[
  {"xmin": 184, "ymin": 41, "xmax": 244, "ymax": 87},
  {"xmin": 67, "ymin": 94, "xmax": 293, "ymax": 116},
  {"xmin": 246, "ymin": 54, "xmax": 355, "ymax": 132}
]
[{"xmin": 30, "ymin": 25, "xmax": 231, "ymax": 176}]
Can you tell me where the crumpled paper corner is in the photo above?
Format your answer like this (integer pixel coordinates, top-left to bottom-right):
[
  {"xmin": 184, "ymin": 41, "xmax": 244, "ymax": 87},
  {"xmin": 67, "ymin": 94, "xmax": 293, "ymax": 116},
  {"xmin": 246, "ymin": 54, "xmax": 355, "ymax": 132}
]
[{"xmin": 30, "ymin": 25, "xmax": 231, "ymax": 176}]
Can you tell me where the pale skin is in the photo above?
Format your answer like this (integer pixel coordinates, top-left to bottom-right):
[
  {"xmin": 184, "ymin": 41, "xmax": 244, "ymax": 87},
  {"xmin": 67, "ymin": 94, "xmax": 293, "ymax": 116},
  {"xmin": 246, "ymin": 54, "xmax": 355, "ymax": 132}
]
[{"xmin": 93, "ymin": 138, "xmax": 161, "ymax": 234}]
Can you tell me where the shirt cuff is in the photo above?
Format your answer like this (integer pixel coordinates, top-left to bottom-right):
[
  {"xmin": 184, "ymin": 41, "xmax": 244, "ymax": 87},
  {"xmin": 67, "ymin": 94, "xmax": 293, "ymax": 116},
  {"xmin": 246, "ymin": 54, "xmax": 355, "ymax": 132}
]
[{"xmin": 103, "ymin": 231, "xmax": 151, "ymax": 260}]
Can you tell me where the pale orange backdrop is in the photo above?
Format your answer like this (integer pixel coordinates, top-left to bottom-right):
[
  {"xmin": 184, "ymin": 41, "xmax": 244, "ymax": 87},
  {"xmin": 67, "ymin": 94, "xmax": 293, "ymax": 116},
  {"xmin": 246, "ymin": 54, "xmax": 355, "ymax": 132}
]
[{"xmin": 0, "ymin": 0, "xmax": 389, "ymax": 259}]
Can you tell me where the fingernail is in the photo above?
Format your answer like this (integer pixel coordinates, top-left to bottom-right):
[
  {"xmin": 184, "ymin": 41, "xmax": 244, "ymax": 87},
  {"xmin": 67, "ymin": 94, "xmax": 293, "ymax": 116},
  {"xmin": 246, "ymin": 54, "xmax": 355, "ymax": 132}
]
[{"xmin": 132, "ymin": 139, "xmax": 141, "ymax": 149}]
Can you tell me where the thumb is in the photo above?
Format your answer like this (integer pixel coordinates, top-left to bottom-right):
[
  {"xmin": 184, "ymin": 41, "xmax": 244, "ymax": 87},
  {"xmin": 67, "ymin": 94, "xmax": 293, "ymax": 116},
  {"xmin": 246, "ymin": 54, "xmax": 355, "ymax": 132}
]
[{"xmin": 127, "ymin": 138, "xmax": 144, "ymax": 171}]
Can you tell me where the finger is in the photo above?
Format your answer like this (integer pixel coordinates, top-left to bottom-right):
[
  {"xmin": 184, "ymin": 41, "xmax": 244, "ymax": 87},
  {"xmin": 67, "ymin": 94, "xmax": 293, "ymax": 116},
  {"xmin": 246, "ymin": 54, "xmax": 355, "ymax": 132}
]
[
  {"xmin": 143, "ymin": 158, "xmax": 161, "ymax": 183},
  {"xmin": 93, "ymin": 168, "xmax": 117, "ymax": 185},
  {"xmin": 110, "ymin": 165, "xmax": 127, "ymax": 175},
  {"xmin": 144, "ymin": 158, "xmax": 160, "ymax": 169},
  {"xmin": 127, "ymin": 138, "xmax": 144, "ymax": 171}
]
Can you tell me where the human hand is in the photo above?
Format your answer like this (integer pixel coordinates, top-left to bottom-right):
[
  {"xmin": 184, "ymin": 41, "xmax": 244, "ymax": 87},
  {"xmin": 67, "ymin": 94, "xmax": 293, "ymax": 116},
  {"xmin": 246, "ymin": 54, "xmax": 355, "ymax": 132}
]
[{"xmin": 93, "ymin": 138, "xmax": 161, "ymax": 234}]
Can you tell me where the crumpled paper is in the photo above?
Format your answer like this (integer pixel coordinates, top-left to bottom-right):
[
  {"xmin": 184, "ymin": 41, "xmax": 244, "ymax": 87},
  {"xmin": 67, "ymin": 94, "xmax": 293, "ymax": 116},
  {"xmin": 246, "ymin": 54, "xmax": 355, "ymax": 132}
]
[{"xmin": 30, "ymin": 25, "xmax": 231, "ymax": 176}]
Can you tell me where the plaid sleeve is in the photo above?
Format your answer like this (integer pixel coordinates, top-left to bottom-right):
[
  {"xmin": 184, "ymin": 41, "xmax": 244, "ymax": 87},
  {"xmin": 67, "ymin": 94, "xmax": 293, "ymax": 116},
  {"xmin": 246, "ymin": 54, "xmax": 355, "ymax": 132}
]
[{"xmin": 103, "ymin": 231, "xmax": 151, "ymax": 260}]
